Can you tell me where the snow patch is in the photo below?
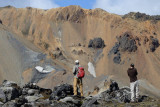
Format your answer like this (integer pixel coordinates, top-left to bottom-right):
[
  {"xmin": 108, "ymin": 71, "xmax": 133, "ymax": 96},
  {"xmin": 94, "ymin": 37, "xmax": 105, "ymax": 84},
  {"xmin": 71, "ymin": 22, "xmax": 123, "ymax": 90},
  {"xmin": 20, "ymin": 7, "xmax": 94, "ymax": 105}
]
[
  {"xmin": 88, "ymin": 62, "xmax": 96, "ymax": 77},
  {"xmin": 35, "ymin": 66, "xmax": 55, "ymax": 73}
]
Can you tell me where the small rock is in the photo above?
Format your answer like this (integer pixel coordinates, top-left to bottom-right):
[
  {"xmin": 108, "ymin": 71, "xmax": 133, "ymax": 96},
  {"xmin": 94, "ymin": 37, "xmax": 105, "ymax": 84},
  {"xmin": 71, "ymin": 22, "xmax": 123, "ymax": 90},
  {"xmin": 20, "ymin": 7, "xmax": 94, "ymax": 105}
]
[
  {"xmin": 2, "ymin": 80, "xmax": 17, "ymax": 87},
  {"xmin": 23, "ymin": 83, "xmax": 40, "ymax": 89},
  {"xmin": 146, "ymin": 50, "xmax": 149, "ymax": 53},
  {"xmin": 2, "ymin": 101, "xmax": 17, "ymax": 107},
  {"xmin": 22, "ymin": 88, "xmax": 28, "ymax": 95},
  {"xmin": 27, "ymin": 89, "xmax": 36, "ymax": 96},
  {"xmin": 82, "ymin": 97, "xmax": 98, "ymax": 107},
  {"xmin": 25, "ymin": 95, "xmax": 42, "ymax": 103},
  {"xmin": 108, "ymin": 43, "xmax": 119, "ymax": 55},
  {"xmin": 0, "ymin": 101, "xmax": 3, "ymax": 106},
  {"xmin": 15, "ymin": 96, "xmax": 28, "ymax": 106},
  {"xmin": 113, "ymin": 53, "xmax": 121, "ymax": 64},
  {"xmin": 63, "ymin": 70, "xmax": 67, "ymax": 75},
  {"xmin": 60, "ymin": 97, "xmax": 81, "ymax": 105},
  {"xmin": 50, "ymin": 100, "xmax": 76, "ymax": 107},
  {"xmin": 78, "ymin": 43, "xmax": 81, "ymax": 46},
  {"xmin": 50, "ymin": 84, "xmax": 73, "ymax": 100}
]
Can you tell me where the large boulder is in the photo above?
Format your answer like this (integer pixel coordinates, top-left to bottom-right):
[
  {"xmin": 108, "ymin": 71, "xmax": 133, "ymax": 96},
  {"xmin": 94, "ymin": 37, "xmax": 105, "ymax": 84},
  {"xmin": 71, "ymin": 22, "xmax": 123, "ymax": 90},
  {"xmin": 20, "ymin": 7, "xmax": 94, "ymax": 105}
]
[
  {"xmin": 2, "ymin": 101, "xmax": 17, "ymax": 107},
  {"xmin": 0, "ymin": 89, "xmax": 6, "ymax": 103},
  {"xmin": 88, "ymin": 37, "xmax": 105, "ymax": 49},
  {"xmin": 109, "ymin": 33, "xmax": 137, "ymax": 55},
  {"xmin": 0, "ymin": 80, "xmax": 21, "ymax": 103},
  {"xmin": 50, "ymin": 84, "xmax": 73, "ymax": 100},
  {"xmin": 109, "ymin": 33, "xmax": 137, "ymax": 64},
  {"xmin": 0, "ymin": 87, "xmax": 20, "ymax": 101},
  {"xmin": 108, "ymin": 80, "xmax": 119, "ymax": 92},
  {"xmin": 60, "ymin": 96, "xmax": 81, "ymax": 106},
  {"xmin": 117, "ymin": 33, "xmax": 137, "ymax": 52},
  {"xmin": 99, "ymin": 80, "xmax": 131, "ymax": 103},
  {"xmin": 149, "ymin": 36, "xmax": 159, "ymax": 52}
]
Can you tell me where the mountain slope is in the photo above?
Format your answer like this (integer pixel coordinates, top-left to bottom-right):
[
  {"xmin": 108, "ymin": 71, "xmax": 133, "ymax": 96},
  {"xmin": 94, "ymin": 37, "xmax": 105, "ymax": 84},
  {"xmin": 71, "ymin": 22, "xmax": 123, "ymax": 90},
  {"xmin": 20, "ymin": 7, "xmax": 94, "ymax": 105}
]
[
  {"xmin": 0, "ymin": 24, "xmax": 41, "ymax": 84},
  {"xmin": 0, "ymin": 5, "xmax": 160, "ymax": 97}
]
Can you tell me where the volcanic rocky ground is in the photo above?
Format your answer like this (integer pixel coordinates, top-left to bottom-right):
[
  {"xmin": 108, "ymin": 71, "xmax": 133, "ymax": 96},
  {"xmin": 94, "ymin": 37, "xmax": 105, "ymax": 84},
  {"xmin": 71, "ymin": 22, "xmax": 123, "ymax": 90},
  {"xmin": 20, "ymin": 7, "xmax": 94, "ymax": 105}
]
[
  {"xmin": 0, "ymin": 5, "xmax": 160, "ymax": 105},
  {"xmin": 0, "ymin": 80, "xmax": 160, "ymax": 107}
]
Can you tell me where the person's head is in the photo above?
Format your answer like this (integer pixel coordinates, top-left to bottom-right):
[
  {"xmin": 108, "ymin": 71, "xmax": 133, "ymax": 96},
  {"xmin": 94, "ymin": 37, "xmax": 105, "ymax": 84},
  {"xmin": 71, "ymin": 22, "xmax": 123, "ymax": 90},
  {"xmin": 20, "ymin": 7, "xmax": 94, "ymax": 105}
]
[
  {"xmin": 75, "ymin": 60, "xmax": 79, "ymax": 65},
  {"xmin": 130, "ymin": 63, "xmax": 134, "ymax": 68}
]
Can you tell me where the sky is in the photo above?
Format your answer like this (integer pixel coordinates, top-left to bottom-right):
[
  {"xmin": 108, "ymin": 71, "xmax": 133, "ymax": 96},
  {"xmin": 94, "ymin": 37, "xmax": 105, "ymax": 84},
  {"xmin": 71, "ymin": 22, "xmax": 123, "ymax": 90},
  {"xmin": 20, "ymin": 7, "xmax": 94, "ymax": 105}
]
[{"xmin": 0, "ymin": 0, "xmax": 160, "ymax": 15}]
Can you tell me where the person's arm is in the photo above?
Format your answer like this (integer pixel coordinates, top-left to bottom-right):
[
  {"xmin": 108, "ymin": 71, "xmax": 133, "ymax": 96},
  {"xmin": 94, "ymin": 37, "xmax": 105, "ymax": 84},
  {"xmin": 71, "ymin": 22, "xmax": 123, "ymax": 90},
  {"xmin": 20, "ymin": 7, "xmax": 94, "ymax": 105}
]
[
  {"xmin": 72, "ymin": 66, "xmax": 76, "ymax": 74},
  {"xmin": 127, "ymin": 69, "xmax": 130, "ymax": 76}
]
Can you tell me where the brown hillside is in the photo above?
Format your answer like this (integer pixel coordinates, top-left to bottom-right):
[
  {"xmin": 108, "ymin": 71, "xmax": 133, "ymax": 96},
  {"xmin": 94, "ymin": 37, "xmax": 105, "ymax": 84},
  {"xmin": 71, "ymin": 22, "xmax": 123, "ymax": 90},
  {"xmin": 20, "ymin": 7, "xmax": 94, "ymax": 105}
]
[{"xmin": 0, "ymin": 5, "xmax": 160, "ymax": 97}]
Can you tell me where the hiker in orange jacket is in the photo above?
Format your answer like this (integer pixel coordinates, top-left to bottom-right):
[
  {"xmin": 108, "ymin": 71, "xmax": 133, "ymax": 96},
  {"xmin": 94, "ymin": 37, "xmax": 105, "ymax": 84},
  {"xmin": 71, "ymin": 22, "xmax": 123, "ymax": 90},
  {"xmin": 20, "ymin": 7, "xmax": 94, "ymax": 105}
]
[{"xmin": 72, "ymin": 60, "xmax": 83, "ymax": 96}]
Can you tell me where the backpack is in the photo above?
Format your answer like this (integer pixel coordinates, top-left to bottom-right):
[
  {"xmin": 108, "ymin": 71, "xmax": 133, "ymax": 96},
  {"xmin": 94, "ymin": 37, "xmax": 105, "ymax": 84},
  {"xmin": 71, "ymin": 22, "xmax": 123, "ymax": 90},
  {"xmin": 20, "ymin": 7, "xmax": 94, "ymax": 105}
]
[{"xmin": 77, "ymin": 67, "xmax": 85, "ymax": 78}]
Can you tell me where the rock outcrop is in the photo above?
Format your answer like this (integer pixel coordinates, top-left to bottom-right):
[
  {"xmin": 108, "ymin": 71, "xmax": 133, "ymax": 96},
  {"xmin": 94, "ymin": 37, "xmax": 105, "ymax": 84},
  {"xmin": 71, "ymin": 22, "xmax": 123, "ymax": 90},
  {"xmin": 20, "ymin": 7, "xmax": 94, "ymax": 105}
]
[
  {"xmin": 54, "ymin": 5, "xmax": 85, "ymax": 23},
  {"xmin": 117, "ymin": 33, "xmax": 137, "ymax": 53},
  {"xmin": 149, "ymin": 36, "xmax": 159, "ymax": 52},
  {"xmin": 50, "ymin": 84, "xmax": 73, "ymax": 100},
  {"xmin": 0, "ymin": 80, "xmax": 159, "ymax": 107},
  {"xmin": 109, "ymin": 33, "xmax": 137, "ymax": 55},
  {"xmin": 123, "ymin": 12, "xmax": 160, "ymax": 21},
  {"xmin": 113, "ymin": 53, "xmax": 121, "ymax": 64},
  {"xmin": 88, "ymin": 38, "xmax": 105, "ymax": 49},
  {"xmin": 109, "ymin": 32, "xmax": 137, "ymax": 64}
]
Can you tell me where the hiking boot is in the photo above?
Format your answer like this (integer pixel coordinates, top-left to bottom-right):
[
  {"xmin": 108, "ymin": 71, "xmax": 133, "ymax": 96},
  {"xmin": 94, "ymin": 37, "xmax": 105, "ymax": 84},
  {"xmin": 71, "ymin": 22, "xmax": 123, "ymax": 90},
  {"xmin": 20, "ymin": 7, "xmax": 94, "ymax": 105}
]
[
  {"xmin": 73, "ymin": 95, "xmax": 78, "ymax": 97},
  {"xmin": 135, "ymin": 98, "xmax": 140, "ymax": 102},
  {"xmin": 81, "ymin": 96, "xmax": 85, "ymax": 99},
  {"xmin": 72, "ymin": 95, "xmax": 80, "ymax": 98},
  {"xmin": 130, "ymin": 100, "xmax": 136, "ymax": 103}
]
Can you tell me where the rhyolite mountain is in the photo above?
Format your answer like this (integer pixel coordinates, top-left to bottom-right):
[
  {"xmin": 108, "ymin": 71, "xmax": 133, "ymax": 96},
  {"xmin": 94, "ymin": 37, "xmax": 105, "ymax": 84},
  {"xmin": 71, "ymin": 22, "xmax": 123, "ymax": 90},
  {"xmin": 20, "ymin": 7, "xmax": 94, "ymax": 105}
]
[{"xmin": 0, "ymin": 5, "xmax": 160, "ymax": 97}]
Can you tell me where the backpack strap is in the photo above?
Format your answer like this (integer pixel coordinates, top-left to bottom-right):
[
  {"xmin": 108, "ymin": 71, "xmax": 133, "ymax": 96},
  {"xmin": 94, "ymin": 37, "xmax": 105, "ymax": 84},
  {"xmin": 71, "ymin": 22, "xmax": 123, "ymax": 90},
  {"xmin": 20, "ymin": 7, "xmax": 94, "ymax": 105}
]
[{"xmin": 75, "ymin": 66, "xmax": 79, "ymax": 74}]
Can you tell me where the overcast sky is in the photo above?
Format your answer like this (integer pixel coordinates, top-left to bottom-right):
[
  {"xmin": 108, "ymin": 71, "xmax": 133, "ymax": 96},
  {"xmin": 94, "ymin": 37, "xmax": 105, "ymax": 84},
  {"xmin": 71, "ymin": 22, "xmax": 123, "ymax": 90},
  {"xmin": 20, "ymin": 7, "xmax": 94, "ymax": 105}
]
[{"xmin": 0, "ymin": 0, "xmax": 160, "ymax": 15}]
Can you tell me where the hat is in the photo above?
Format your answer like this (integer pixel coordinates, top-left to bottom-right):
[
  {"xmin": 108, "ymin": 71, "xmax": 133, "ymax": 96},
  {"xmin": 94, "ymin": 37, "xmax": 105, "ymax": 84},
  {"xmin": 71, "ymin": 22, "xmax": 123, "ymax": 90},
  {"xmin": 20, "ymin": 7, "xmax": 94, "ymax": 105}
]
[
  {"xmin": 130, "ymin": 63, "xmax": 134, "ymax": 67},
  {"xmin": 75, "ymin": 60, "xmax": 79, "ymax": 63}
]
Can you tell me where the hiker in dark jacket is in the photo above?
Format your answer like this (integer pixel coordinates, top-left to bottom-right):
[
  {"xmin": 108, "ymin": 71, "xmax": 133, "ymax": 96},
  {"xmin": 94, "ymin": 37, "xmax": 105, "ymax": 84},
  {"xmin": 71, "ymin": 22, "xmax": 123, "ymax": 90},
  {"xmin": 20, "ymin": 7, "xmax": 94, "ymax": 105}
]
[
  {"xmin": 127, "ymin": 63, "xmax": 139, "ymax": 102},
  {"xmin": 72, "ymin": 60, "xmax": 83, "ymax": 96}
]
